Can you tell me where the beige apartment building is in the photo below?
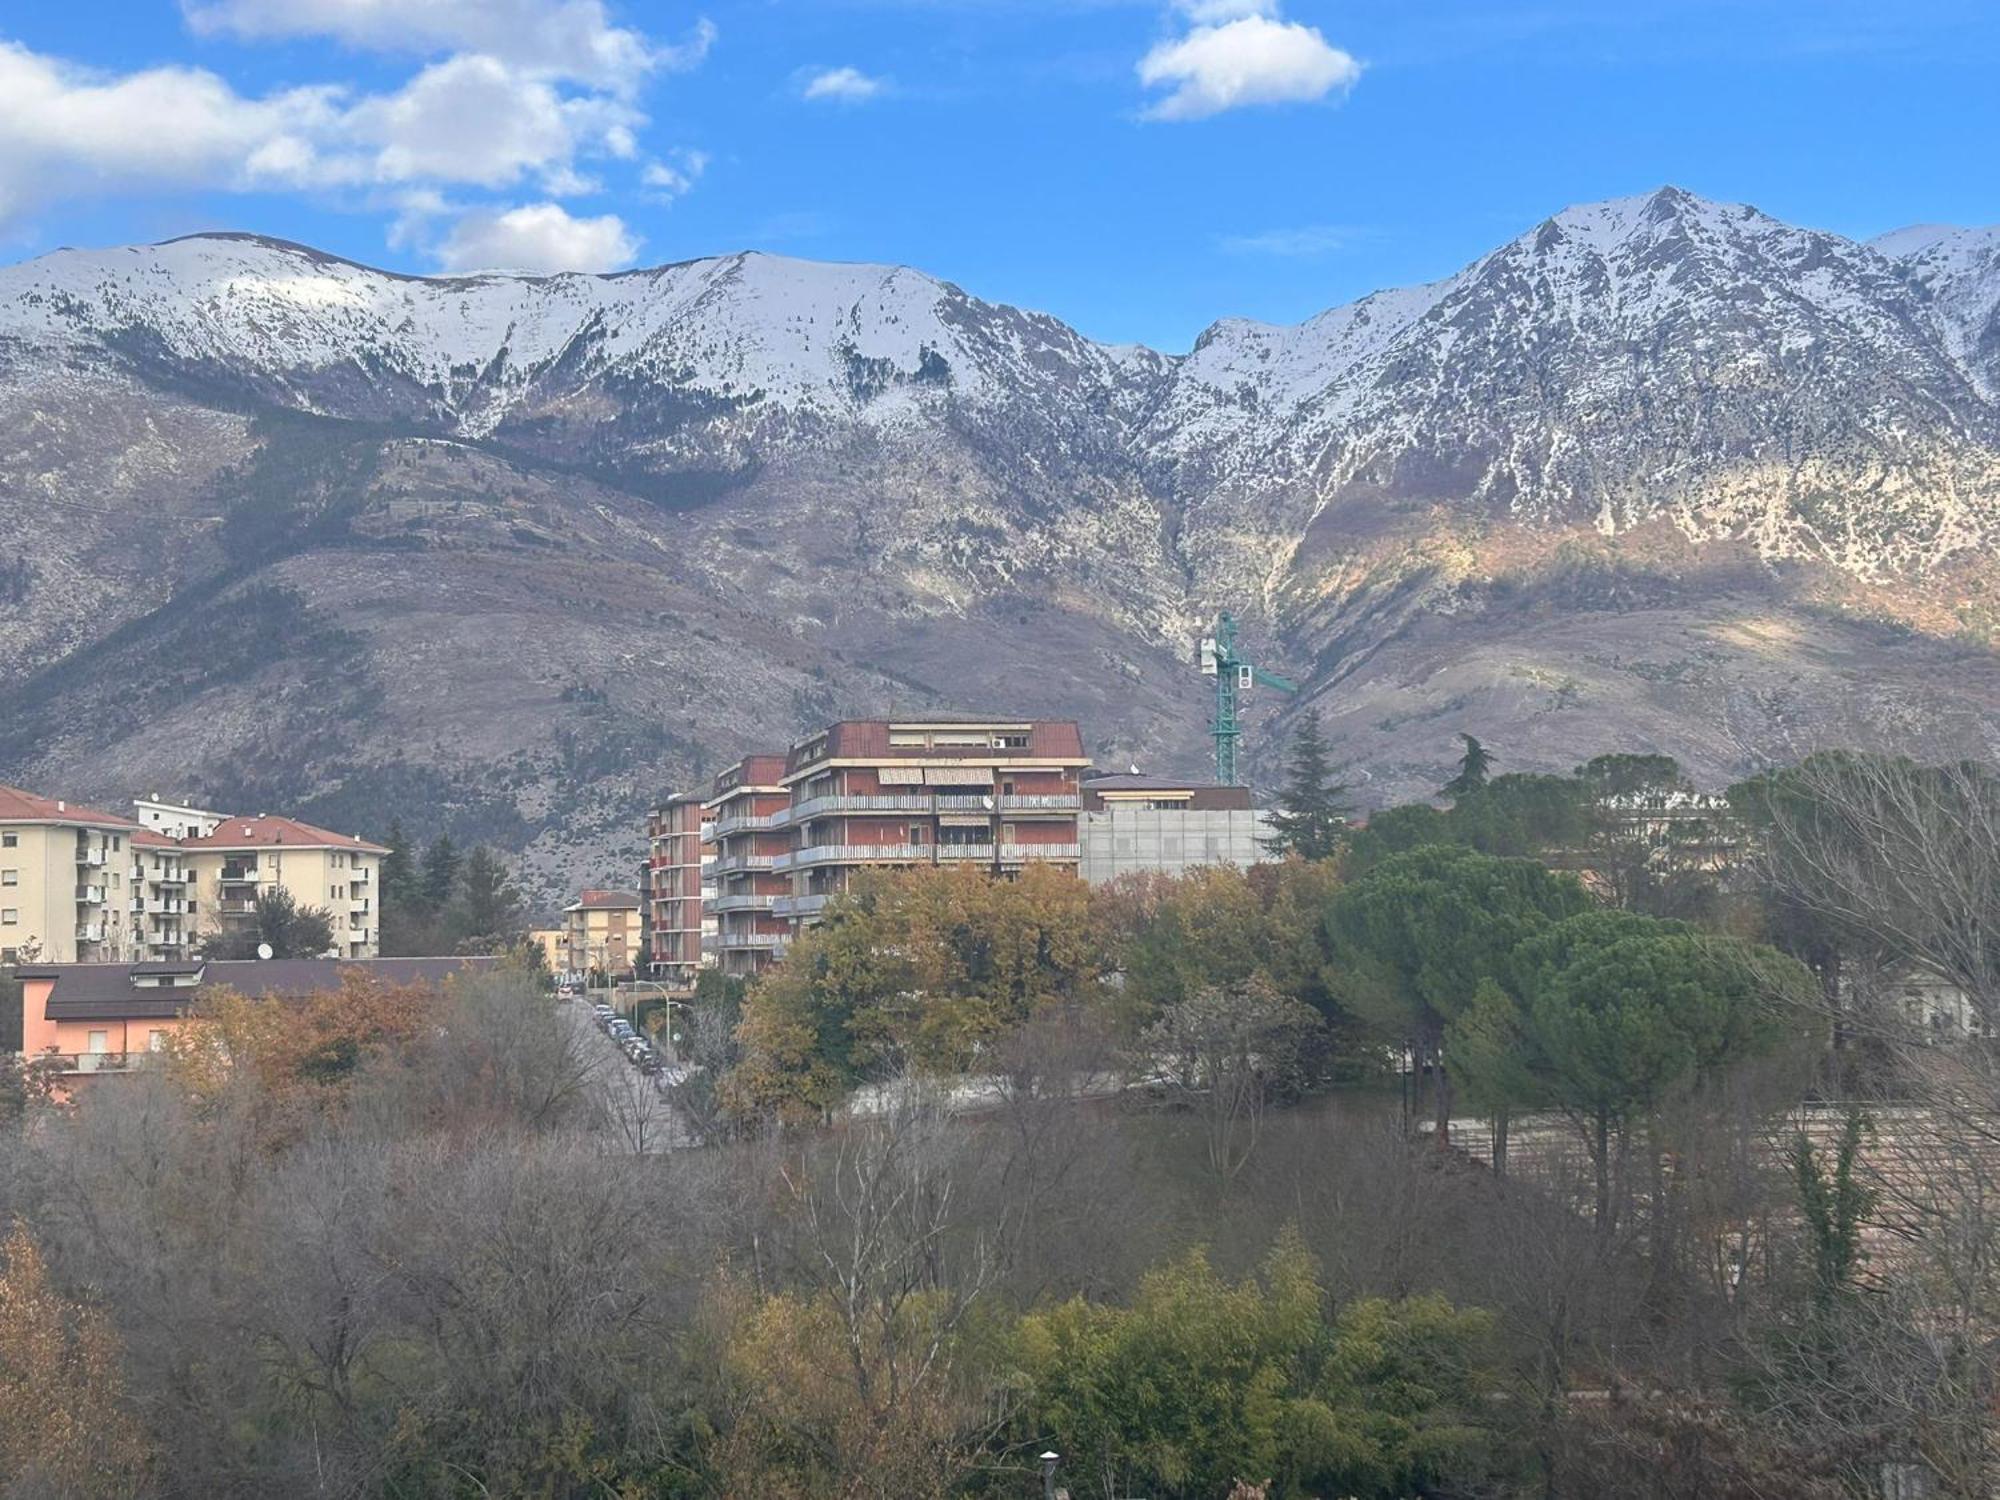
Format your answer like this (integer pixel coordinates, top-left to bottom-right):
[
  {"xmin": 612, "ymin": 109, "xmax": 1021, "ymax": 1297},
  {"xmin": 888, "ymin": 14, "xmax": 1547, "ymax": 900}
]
[
  {"xmin": 181, "ymin": 816, "xmax": 388, "ymax": 959},
  {"xmin": 0, "ymin": 785, "xmax": 143, "ymax": 965},
  {"xmin": 563, "ymin": 890, "xmax": 641, "ymax": 977}
]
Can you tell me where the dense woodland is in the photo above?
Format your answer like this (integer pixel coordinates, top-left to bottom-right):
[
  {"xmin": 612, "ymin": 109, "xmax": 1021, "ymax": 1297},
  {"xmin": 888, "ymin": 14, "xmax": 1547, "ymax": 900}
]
[{"xmin": 3, "ymin": 735, "xmax": 1999, "ymax": 1498}]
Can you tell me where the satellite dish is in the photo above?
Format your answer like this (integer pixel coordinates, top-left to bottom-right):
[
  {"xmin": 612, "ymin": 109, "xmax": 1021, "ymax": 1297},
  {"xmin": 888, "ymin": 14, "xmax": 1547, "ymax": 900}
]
[{"xmin": 256, "ymin": 942, "xmax": 274, "ymax": 961}]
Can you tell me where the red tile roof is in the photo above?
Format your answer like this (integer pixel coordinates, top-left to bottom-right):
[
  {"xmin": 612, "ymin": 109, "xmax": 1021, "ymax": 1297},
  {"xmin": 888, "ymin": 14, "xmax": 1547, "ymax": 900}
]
[
  {"xmin": 568, "ymin": 889, "xmax": 640, "ymax": 911},
  {"xmin": 180, "ymin": 815, "xmax": 389, "ymax": 853},
  {"xmin": 0, "ymin": 784, "xmax": 138, "ymax": 828},
  {"xmin": 130, "ymin": 829, "xmax": 181, "ymax": 848}
]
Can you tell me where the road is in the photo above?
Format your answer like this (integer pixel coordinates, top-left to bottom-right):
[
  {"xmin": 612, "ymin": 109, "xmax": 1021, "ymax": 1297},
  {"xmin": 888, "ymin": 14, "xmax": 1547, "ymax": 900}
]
[{"xmin": 558, "ymin": 999, "xmax": 691, "ymax": 1153}]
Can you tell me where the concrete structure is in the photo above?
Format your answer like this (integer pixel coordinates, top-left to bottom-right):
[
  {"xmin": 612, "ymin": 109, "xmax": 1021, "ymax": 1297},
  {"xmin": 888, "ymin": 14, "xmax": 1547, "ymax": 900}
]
[
  {"xmin": 131, "ymin": 796, "xmax": 224, "ymax": 841},
  {"xmin": 705, "ymin": 756, "xmax": 793, "ymax": 978},
  {"xmin": 181, "ymin": 816, "xmax": 388, "ymax": 959},
  {"xmin": 0, "ymin": 784, "xmax": 143, "ymax": 965},
  {"xmin": 647, "ymin": 792, "xmax": 715, "ymax": 988},
  {"xmin": 563, "ymin": 889, "xmax": 641, "ymax": 977},
  {"xmin": 1078, "ymin": 773, "xmax": 1275, "ymax": 883},
  {"xmin": 14, "ymin": 956, "xmax": 499, "ymax": 1079},
  {"xmin": 526, "ymin": 927, "xmax": 566, "ymax": 973}
]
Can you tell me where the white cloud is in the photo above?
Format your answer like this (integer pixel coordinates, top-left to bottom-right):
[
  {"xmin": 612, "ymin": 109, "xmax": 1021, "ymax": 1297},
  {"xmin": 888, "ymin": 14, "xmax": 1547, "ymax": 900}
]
[
  {"xmin": 1173, "ymin": 0, "xmax": 1279, "ymax": 20},
  {"xmin": 1139, "ymin": 10, "xmax": 1360, "ymax": 121},
  {"xmin": 641, "ymin": 148, "xmax": 709, "ymax": 199},
  {"xmin": 0, "ymin": 38, "xmax": 673, "ymax": 232},
  {"xmin": 434, "ymin": 201, "xmax": 640, "ymax": 272},
  {"xmin": 182, "ymin": 0, "xmax": 713, "ymax": 93},
  {"xmin": 801, "ymin": 66, "xmax": 886, "ymax": 103},
  {"xmin": 1219, "ymin": 223, "xmax": 1355, "ymax": 256}
]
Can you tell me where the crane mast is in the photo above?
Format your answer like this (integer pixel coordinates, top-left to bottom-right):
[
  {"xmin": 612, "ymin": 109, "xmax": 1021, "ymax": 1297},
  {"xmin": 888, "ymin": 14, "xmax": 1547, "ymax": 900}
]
[{"xmin": 1197, "ymin": 612, "xmax": 1298, "ymax": 785}]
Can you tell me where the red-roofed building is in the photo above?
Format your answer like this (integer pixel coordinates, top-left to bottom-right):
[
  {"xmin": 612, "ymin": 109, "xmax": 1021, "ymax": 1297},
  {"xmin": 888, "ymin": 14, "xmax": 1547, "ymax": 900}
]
[
  {"xmin": 181, "ymin": 816, "xmax": 391, "ymax": 959},
  {"xmin": 0, "ymin": 783, "xmax": 141, "ymax": 964}
]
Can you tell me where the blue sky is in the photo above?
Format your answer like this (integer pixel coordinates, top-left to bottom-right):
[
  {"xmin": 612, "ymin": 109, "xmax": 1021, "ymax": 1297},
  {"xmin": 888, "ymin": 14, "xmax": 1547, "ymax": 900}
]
[{"xmin": 2, "ymin": 0, "xmax": 1996, "ymax": 349}]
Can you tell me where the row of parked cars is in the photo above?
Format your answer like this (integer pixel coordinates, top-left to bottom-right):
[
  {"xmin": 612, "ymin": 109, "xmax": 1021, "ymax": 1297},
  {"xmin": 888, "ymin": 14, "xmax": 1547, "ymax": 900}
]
[{"xmin": 590, "ymin": 1001, "xmax": 667, "ymax": 1075}]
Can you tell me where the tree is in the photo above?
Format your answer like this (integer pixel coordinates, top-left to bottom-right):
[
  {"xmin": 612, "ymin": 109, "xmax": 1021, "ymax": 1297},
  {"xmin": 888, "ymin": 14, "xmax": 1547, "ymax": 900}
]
[
  {"xmin": 1442, "ymin": 733, "xmax": 1495, "ymax": 799},
  {"xmin": 453, "ymin": 845, "xmax": 523, "ymax": 948},
  {"xmin": 0, "ymin": 1224, "xmax": 152, "ymax": 1494},
  {"xmin": 1265, "ymin": 710, "xmax": 1351, "ymax": 860},
  {"xmin": 198, "ymin": 885, "xmax": 336, "ymax": 960},
  {"xmin": 420, "ymin": 834, "xmax": 462, "ymax": 915},
  {"xmin": 378, "ymin": 817, "xmax": 421, "ymax": 914},
  {"xmin": 1142, "ymin": 976, "xmax": 1322, "ymax": 1186},
  {"xmin": 1323, "ymin": 846, "xmax": 1590, "ymax": 1143}
]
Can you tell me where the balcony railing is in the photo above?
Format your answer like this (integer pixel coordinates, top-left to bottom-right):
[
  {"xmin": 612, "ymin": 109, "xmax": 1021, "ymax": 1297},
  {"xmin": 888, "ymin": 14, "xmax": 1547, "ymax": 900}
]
[
  {"xmin": 1000, "ymin": 843, "xmax": 1082, "ymax": 862},
  {"xmin": 774, "ymin": 843, "xmax": 934, "ymax": 871},
  {"xmin": 709, "ymin": 892, "xmax": 777, "ymax": 914},
  {"xmin": 350, "ymin": 899, "xmax": 371, "ymax": 914},
  {"xmin": 789, "ymin": 793, "xmax": 936, "ymax": 822},
  {"xmin": 935, "ymin": 844, "xmax": 998, "ymax": 861},
  {"xmin": 1001, "ymin": 793, "xmax": 1081, "ymax": 813},
  {"xmin": 146, "ymin": 898, "xmax": 187, "ymax": 915},
  {"xmin": 712, "ymin": 852, "xmax": 779, "ymax": 874},
  {"xmin": 219, "ymin": 866, "xmax": 260, "ymax": 884},
  {"xmin": 75, "ymin": 924, "xmax": 105, "ymax": 943},
  {"xmin": 710, "ymin": 809, "xmax": 787, "ymax": 837},
  {"xmin": 46, "ymin": 1051, "xmax": 149, "ymax": 1075},
  {"xmin": 716, "ymin": 931, "xmax": 788, "ymax": 950},
  {"xmin": 75, "ymin": 884, "xmax": 106, "ymax": 904},
  {"xmin": 148, "ymin": 869, "xmax": 189, "ymax": 886},
  {"xmin": 772, "ymin": 893, "xmax": 831, "ymax": 919},
  {"xmin": 76, "ymin": 848, "xmax": 106, "ymax": 868},
  {"xmin": 217, "ymin": 898, "xmax": 258, "ymax": 915}
]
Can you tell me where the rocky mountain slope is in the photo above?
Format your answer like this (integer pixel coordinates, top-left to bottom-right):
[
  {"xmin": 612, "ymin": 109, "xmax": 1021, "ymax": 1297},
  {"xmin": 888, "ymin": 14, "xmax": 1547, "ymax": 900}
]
[{"xmin": 2, "ymin": 187, "xmax": 1999, "ymax": 900}]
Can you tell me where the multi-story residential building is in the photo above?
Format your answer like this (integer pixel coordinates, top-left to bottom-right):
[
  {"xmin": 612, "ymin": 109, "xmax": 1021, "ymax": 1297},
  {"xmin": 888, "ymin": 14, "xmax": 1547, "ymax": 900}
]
[
  {"xmin": 563, "ymin": 890, "xmax": 642, "ymax": 977},
  {"xmin": 527, "ymin": 928, "xmax": 566, "ymax": 974},
  {"xmin": 127, "ymin": 831, "xmax": 195, "ymax": 960},
  {"xmin": 1078, "ymin": 773, "xmax": 1276, "ymax": 883},
  {"xmin": 648, "ymin": 792, "xmax": 715, "ymax": 989},
  {"xmin": 0, "ymin": 784, "xmax": 142, "ymax": 965},
  {"xmin": 770, "ymin": 716, "xmax": 1087, "ymax": 936},
  {"xmin": 181, "ymin": 816, "xmax": 388, "ymax": 959},
  {"xmin": 705, "ymin": 756, "xmax": 794, "ymax": 979}
]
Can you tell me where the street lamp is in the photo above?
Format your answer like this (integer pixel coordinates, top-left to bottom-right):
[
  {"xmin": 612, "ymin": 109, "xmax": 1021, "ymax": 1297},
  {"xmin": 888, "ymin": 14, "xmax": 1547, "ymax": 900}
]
[{"xmin": 1040, "ymin": 1450, "xmax": 1060, "ymax": 1500}]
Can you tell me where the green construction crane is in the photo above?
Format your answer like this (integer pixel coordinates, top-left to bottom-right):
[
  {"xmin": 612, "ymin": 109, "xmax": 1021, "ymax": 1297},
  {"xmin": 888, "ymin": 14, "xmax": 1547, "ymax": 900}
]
[{"xmin": 1198, "ymin": 612, "xmax": 1297, "ymax": 785}]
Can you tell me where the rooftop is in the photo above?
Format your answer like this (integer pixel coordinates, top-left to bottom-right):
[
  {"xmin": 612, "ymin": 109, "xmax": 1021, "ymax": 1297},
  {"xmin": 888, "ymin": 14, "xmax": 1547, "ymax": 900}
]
[
  {"xmin": 0, "ymin": 784, "xmax": 139, "ymax": 829},
  {"xmin": 14, "ymin": 956, "xmax": 501, "ymax": 1022},
  {"xmin": 567, "ymin": 889, "xmax": 640, "ymax": 912},
  {"xmin": 180, "ymin": 815, "xmax": 389, "ymax": 853}
]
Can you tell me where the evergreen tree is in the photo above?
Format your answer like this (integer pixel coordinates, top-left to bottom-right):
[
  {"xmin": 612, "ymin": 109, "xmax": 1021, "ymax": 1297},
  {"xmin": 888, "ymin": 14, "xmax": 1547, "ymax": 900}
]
[
  {"xmin": 1264, "ymin": 710, "xmax": 1352, "ymax": 860},
  {"xmin": 455, "ymin": 846, "xmax": 523, "ymax": 947},
  {"xmin": 379, "ymin": 818, "xmax": 423, "ymax": 915},
  {"xmin": 1442, "ymin": 733, "xmax": 1495, "ymax": 799},
  {"xmin": 420, "ymin": 834, "xmax": 462, "ymax": 913}
]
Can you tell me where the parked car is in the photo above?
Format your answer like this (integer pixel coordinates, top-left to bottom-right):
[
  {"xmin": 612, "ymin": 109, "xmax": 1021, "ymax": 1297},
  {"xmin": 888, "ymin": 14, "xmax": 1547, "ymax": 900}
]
[
  {"xmin": 609, "ymin": 1021, "xmax": 636, "ymax": 1042},
  {"xmin": 590, "ymin": 1002, "xmax": 614, "ymax": 1021}
]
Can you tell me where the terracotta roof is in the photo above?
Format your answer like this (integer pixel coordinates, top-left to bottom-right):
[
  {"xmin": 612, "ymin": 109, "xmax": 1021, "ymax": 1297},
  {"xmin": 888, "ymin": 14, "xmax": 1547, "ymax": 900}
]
[
  {"xmin": 787, "ymin": 720, "xmax": 1087, "ymax": 776},
  {"xmin": 179, "ymin": 815, "xmax": 389, "ymax": 853},
  {"xmin": 0, "ymin": 784, "xmax": 138, "ymax": 829},
  {"xmin": 568, "ymin": 889, "xmax": 640, "ymax": 911},
  {"xmin": 16, "ymin": 957, "xmax": 500, "ymax": 1023},
  {"xmin": 130, "ymin": 829, "xmax": 181, "ymax": 848}
]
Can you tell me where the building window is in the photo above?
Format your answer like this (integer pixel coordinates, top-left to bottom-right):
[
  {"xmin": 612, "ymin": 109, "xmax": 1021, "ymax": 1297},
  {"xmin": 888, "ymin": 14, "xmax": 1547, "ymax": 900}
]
[
  {"xmin": 0, "ymin": 833, "xmax": 12, "ymax": 847},
  {"xmin": 0, "ymin": 871, "xmax": 13, "ymax": 885},
  {"xmin": 0, "ymin": 910, "xmax": 14, "ymax": 925},
  {"xmin": 993, "ymin": 733, "xmax": 1030, "ymax": 749},
  {"xmin": 87, "ymin": 1031, "xmax": 108, "ymax": 1053}
]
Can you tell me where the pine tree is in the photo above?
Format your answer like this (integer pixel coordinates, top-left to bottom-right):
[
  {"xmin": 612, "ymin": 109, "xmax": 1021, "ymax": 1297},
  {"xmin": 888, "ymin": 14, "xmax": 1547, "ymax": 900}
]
[
  {"xmin": 455, "ymin": 846, "xmax": 523, "ymax": 947},
  {"xmin": 1442, "ymin": 733, "xmax": 1495, "ymax": 800},
  {"xmin": 1264, "ymin": 710, "xmax": 1352, "ymax": 860},
  {"xmin": 379, "ymin": 818, "xmax": 422, "ymax": 913},
  {"xmin": 420, "ymin": 834, "xmax": 462, "ymax": 913}
]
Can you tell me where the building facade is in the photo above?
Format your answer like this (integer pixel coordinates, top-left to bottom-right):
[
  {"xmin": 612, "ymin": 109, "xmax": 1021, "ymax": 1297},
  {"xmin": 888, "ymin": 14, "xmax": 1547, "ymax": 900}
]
[
  {"xmin": 131, "ymin": 796, "xmax": 225, "ymax": 841},
  {"xmin": 647, "ymin": 792, "xmax": 715, "ymax": 989},
  {"xmin": 128, "ymin": 831, "xmax": 195, "ymax": 960},
  {"xmin": 705, "ymin": 756, "xmax": 794, "ymax": 979},
  {"xmin": 563, "ymin": 890, "xmax": 642, "ymax": 977},
  {"xmin": 0, "ymin": 785, "xmax": 143, "ymax": 965},
  {"xmin": 180, "ymin": 816, "xmax": 388, "ymax": 959},
  {"xmin": 1078, "ymin": 774, "xmax": 1275, "ymax": 884}
]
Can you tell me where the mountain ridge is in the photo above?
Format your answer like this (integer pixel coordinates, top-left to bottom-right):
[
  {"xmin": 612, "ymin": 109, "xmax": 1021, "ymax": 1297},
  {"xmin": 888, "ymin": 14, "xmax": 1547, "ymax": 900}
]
[{"xmin": 4, "ymin": 186, "xmax": 2000, "ymax": 900}]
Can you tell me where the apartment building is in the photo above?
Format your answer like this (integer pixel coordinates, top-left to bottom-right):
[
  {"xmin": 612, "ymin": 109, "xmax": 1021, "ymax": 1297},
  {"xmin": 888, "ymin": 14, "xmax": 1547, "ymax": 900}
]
[
  {"xmin": 563, "ymin": 890, "xmax": 642, "ymax": 977},
  {"xmin": 0, "ymin": 785, "xmax": 141, "ymax": 964},
  {"xmin": 132, "ymin": 795, "xmax": 224, "ymax": 841},
  {"xmin": 128, "ymin": 831, "xmax": 195, "ymax": 960},
  {"xmin": 181, "ymin": 816, "xmax": 388, "ymax": 959},
  {"xmin": 1078, "ymin": 773, "xmax": 1276, "ymax": 883},
  {"xmin": 705, "ymin": 756, "xmax": 793, "ymax": 979},
  {"xmin": 647, "ymin": 792, "xmax": 716, "ymax": 989}
]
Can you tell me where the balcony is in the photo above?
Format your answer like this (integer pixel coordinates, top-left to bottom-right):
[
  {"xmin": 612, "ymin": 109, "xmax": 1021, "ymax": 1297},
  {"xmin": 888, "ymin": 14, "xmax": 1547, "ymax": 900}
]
[
  {"xmin": 350, "ymin": 868, "xmax": 371, "ymax": 885},
  {"xmin": 789, "ymin": 793, "xmax": 937, "ymax": 822},
  {"xmin": 1000, "ymin": 843, "xmax": 1082, "ymax": 862},
  {"xmin": 76, "ymin": 848, "xmax": 106, "ymax": 868},
  {"xmin": 709, "ymin": 892, "xmax": 777, "ymax": 914},
  {"xmin": 217, "ymin": 897, "xmax": 258, "ymax": 915},
  {"xmin": 146, "ymin": 898, "xmax": 186, "ymax": 916},
  {"xmin": 219, "ymin": 866, "xmax": 260, "ymax": 885},
  {"xmin": 75, "ymin": 884, "xmax": 106, "ymax": 904},
  {"xmin": 147, "ymin": 930, "xmax": 186, "ymax": 950},
  {"xmin": 772, "ymin": 893, "xmax": 830, "ymax": 919},
  {"xmin": 1001, "ymin": 793, "xmax": 1081, "ymax": 813},
  {"xmin": 149, "ymin": 869, "xmax": 189, "ymax": 886},
  {"xmin": 935, "ymin": 844, "xmax": 998, "ymax": 862},
  {"xmin": 716, "ymin": 931, "xmax": 787, "ymax": 950},
  {"xmin": 710, "ymin": 809, "xmax": 787, "ymax": 838},
  {"xmin": 75, "ymin": 924, "xmax": 105, "ymax": 943},
  {"xmin": 46, "ymin": 1051, "xmax": 148, "ymax": 1076},
  {"xmin": 712, "ymin": 852, "xmax": 779, "ymax": 874},
  {"xmin": 350, "ymin": 898, "xmax": 371, "ymax": 914},
  {"xmin": 774, "ymin": 843, "xmax": 931, "ymax": 871}
]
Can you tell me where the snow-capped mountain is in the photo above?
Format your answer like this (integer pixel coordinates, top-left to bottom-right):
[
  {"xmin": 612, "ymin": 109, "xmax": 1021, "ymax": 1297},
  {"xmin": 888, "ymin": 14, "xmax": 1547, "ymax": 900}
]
[{"xmin": 3, "ymin": 187, "xmax": 1999, "ymax": 897}]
